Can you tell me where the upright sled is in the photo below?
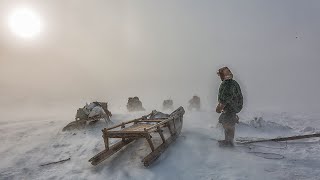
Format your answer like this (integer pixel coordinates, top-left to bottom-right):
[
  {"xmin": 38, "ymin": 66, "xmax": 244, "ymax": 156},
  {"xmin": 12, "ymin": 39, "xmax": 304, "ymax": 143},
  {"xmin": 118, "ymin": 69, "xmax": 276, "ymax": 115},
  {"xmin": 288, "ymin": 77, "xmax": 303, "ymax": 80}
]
[{"xmin": 89, "ymin": 107, "xmax": 185, "ymax": 167}]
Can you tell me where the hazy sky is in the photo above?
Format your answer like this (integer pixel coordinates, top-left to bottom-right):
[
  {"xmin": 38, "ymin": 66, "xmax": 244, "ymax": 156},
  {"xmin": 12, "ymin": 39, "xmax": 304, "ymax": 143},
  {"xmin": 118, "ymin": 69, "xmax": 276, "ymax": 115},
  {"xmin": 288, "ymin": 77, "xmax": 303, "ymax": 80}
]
[{"xmin": 0, "ymin": 0, "xmax": 319, "ymax": 112}]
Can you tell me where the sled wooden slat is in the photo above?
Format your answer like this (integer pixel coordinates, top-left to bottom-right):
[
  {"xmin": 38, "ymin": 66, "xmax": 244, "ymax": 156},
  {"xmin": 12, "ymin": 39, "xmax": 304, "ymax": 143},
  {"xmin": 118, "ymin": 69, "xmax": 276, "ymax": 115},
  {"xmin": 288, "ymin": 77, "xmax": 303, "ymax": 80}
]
[
  {"xmin": 106, "ymin": 118, "xmax": 143, "ymax": 131},
  {"xmin": 121, "ymin": 123, "xmax": 154, "ymax": 132},
  {"xmin": 145, "ymin": 118, "xmax": 172, "ymax": 132}
]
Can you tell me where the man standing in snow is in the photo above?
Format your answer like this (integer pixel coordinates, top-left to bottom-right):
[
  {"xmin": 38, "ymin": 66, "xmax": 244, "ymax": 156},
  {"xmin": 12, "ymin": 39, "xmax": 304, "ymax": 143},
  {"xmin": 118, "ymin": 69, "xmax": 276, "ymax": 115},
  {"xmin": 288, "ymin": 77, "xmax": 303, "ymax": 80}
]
[{"xmin": 216, "ymin": 67, "xmax": 243, "ymax": 146}]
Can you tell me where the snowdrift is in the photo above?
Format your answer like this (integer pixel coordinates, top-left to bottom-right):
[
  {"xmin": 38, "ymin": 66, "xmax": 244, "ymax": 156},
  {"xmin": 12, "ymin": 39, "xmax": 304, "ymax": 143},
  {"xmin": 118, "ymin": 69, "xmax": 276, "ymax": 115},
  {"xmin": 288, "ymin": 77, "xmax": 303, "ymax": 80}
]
[{"xmin": 1, "ymin": 110, "xmax": 320, "ymax": 180}]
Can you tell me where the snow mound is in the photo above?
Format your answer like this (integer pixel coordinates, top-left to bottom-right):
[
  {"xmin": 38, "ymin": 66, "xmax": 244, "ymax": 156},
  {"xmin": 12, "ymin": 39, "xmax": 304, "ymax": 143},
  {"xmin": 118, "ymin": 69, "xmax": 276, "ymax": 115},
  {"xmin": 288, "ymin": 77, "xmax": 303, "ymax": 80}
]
[
  {"xmin": 301, "ymin": 126, "xmax": 317, "ymax": 133},
  {"xmin": 239, "ymin": 117, "xmax": 292, "ymax": 131},
  {"xmin": 88, "ymin": 106, "xmax": 105, "ymax": 118}
]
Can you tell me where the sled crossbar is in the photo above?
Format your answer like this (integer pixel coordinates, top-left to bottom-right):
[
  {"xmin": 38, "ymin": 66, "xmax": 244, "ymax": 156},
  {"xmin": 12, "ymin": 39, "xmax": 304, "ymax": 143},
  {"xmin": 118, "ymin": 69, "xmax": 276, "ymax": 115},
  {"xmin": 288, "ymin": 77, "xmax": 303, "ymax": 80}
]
[
  {"xmin": 89, "ymin": 107, "xmax": 185, "ymax": 167},
  {"xmin": 105, "ymin": 118, "xmax": 168, "ymax": 131}
]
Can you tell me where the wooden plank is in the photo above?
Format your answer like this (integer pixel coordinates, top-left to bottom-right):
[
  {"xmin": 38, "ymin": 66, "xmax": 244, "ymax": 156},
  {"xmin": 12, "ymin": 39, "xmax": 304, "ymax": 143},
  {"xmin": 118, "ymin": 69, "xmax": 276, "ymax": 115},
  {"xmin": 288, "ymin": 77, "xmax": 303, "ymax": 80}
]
[
  {"xmin": 107, "ymin": 134, "xmax": 146, "ymax": 138},
  {"xmin": 145, "ymin": 118, "xmax": 172, "ymax": 132},
  {"xmin": 89, "ymin": 139, "xmax": 135, "ymax": 165},
  {"xmin": 121, "ymin": 123, "xmax": 154, "ymax": 132},
  {"xmin": 239, "ymin": 133, "xmax": 320, "ymax": 144},
  {"xmin": 108, "ymin": 131, "xmax": 147, "ymax": 134},
  {"xmin": 107, "ymin": 131, "xmax": 147, "ymax": 138},
  {"xmin": 138, "ymin": 119, "xmax": 165, "ymax": 122},
  {"xmin": 105, "ymin": 112, "xmax": 159, "ymax": 131},
  {"xmin": 105, "ymin": 118, "xmax": 142, "ymax": 130}
]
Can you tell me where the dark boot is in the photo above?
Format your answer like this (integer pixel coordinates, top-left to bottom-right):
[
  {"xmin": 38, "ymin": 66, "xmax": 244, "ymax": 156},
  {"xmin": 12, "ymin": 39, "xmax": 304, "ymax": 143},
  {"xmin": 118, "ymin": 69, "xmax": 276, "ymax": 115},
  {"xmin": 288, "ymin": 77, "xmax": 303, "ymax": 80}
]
[{"xmin": 218, "ymin": 140, "xmax": 234, "ymax": 147}]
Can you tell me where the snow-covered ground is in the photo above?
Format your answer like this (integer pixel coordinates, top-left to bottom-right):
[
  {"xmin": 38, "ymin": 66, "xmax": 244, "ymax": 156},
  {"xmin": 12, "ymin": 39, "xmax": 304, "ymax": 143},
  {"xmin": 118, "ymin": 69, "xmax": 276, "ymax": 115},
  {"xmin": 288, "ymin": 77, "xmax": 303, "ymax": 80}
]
[{"xmin": 1, "ymin": 106, "xmax": 320, "ymax": 180}]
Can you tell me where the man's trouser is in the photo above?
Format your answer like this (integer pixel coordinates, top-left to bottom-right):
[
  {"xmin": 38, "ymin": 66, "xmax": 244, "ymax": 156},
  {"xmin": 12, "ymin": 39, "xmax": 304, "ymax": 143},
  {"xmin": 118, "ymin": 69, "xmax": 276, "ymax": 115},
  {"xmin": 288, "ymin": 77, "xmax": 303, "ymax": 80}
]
[
  {"xmin": 219, "ymin": 112, "xmax": 238, "ymax": 142},
  {"xmin": 222, "ymin": 122, "xmax": 235, "ymax": 142}
]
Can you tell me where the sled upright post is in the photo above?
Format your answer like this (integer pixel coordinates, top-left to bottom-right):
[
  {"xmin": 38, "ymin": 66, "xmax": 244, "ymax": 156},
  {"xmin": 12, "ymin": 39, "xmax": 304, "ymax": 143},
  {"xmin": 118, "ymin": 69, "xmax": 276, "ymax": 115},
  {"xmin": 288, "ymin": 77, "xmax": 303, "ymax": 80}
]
[{"xmin": 89, "ymin": 107, "xmax": 185, "ymax": 167}]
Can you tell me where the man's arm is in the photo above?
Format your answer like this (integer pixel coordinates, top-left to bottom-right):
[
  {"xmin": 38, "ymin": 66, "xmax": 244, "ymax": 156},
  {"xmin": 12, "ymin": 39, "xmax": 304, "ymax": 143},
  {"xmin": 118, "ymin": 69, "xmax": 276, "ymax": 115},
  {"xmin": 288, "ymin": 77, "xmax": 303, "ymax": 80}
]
[{"xmin": 216, "ymin": 82, "xmax": 234, "ymax": 113}]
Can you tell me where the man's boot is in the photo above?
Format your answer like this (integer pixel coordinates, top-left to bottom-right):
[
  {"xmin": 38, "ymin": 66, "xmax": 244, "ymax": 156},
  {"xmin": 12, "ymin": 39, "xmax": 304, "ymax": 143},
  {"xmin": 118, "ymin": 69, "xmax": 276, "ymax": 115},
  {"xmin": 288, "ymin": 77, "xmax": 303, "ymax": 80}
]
[{"xmin": 218, "ymin": 140, "xmax": 234, "ymax": 147}]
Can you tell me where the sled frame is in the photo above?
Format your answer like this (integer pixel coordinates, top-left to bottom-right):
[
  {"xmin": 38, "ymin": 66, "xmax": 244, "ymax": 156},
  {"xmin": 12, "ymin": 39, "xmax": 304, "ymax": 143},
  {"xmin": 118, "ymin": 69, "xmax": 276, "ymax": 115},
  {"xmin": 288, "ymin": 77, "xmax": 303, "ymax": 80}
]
[{"xmin": 89, "ymin": 107, "xmax": 185, "ymax": 167}]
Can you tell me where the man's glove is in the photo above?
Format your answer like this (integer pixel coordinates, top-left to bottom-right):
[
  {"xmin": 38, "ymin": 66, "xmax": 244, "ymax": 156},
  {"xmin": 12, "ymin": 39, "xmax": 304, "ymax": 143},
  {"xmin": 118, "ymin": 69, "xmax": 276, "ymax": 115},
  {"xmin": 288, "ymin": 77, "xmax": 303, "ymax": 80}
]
[
  {"xmin": 216, "ymin": 103, "xmax": 225, "ymax": 113},
  {"xmin": 235, "ymin": 115, "xmax": 239, "ymax": 123}
]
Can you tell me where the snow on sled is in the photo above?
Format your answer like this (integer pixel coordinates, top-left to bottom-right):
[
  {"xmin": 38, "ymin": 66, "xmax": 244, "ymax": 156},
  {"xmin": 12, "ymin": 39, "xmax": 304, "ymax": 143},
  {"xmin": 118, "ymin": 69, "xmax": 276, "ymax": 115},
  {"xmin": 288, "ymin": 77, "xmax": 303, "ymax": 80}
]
[
  {"xmin": 62, "ymin": 102, "xmax": 113, "ymax": 131},
  {"xmin": 89, "ymin": 106, "xmax": 185, "ymax": 167}
]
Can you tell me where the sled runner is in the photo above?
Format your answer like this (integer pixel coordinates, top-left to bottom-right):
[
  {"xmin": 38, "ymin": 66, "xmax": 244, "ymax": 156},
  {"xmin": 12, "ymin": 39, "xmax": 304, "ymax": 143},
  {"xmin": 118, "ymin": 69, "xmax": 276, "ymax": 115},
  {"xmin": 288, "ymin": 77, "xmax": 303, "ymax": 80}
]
[{"xmin": 89, "ymin": 107, "xmax": 185, "ymax": 167}]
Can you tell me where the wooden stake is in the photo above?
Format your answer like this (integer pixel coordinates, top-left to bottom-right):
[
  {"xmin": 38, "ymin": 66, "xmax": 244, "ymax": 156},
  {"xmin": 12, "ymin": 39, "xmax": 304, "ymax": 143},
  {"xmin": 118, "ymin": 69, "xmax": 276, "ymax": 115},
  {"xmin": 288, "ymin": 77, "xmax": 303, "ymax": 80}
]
[
  {"xmin": 40, "ymin": 158, "xmax": 70, "ymax": 167},
  {"xmin": 239, "ymin": 133, "xmax": 320, "ymax": 144}
]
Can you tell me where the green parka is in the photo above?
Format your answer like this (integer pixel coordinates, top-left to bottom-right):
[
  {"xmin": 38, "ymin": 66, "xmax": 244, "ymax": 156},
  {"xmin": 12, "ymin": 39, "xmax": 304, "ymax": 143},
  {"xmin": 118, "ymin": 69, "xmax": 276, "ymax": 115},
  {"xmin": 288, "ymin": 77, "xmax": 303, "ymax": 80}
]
[{"xmin": 218, "ymin": 79, "xmax": 243, "ymax": 114}]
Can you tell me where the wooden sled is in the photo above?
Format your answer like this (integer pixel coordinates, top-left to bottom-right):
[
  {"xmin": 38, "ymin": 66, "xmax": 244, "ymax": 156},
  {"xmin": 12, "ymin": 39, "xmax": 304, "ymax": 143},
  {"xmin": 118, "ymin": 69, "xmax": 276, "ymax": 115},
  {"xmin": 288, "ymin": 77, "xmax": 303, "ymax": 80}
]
[
  {"xmin": 89, "ymin": 107, "xmax": 185, "ymax": 167},
  {"xmin": 62, "ymin": 102, "xmax": 112, "ymax": 131}
]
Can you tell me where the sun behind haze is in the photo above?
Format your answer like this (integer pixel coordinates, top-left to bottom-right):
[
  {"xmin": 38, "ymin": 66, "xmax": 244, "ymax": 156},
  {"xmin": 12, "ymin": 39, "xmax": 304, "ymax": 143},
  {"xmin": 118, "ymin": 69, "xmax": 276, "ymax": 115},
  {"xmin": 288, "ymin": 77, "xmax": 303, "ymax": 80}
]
[
  {"xmin": 0, "ymin": 1, "xmax": 320, "ymax": 113},
  {"xmin": 8, "ymin": 6, "xmax": 42, "ymax": 38}
]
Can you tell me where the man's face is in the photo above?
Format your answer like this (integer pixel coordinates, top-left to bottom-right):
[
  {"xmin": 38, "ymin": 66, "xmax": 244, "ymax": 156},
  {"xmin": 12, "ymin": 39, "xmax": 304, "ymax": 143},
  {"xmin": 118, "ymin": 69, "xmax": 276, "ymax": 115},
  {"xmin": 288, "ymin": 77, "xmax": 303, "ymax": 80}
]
[
  {"xmin": 218, "ymin": 73, "xmax": 224, "ymax": 81},
  {"xmin": 217, "ymin": 67, "xmax": 231, "ymax": 81},
  {"xmin": 223, "ymin": 68, "xmax": 231, "ymax": 77},
  {"xmin": 217, "ymin": 67, "xmax": 225, "ymax": 81}
]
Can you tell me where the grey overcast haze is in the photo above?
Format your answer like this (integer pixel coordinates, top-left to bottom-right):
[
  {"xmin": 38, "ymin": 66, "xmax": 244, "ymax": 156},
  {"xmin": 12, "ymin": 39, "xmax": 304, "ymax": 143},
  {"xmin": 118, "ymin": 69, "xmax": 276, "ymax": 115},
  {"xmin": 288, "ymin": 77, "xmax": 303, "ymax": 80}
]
[{"xmin": 1, "ymin": 0, "xmax": 320, "ymax": 112}]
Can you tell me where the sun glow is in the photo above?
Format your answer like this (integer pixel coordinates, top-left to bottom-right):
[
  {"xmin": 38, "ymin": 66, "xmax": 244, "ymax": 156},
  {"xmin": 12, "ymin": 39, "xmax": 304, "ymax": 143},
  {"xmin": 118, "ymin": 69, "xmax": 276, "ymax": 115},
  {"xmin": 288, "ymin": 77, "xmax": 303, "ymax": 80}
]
[{"xmin": 8, "ymin": 7, "xmax": 42, "ymax": 38}]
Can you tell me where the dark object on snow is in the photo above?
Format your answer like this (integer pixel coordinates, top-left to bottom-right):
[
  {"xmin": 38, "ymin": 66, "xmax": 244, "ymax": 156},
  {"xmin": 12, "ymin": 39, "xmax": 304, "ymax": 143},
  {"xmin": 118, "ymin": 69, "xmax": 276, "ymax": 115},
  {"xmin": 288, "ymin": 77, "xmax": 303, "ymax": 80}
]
[
  {"xmin": 188, "ymin": 96, "xmax": 200, "ymax": 111},
  {"xmin": 127, "ymin": 96, "xmax": 145, "ymax": 112},
  {"xmin": 238, "ymin": 133, "xmax": 320, "ymax": 144},
  {"xmin": 162, "ymin": 99, "xmax": 174, "ymax": 111},
  {"xmin": 62, "ymin": 102, "xmax": 112, "ymax": 131},
  {"xmin": 40, "ymin": 157, "xmax": 70, "ymax": 166},
  {"xmin": 218, "ymin": 140, "xmax": 234, "ymax": 147},
  {"xmin": 89, "ymin": 107, "xmax": 185, "ymax": 167}
]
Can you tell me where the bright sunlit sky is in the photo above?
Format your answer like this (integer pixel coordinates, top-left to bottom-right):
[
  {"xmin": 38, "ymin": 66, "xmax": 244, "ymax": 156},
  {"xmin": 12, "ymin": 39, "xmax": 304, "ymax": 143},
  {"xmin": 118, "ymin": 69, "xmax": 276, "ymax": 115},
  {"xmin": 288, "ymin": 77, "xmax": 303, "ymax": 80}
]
[
  {"xmin": 8, "ymin": 7, "xmax": 42, "ymax": 38},
  {"xmin": 0, "ymin": 0, "xmax": 320, "ymax": 112}
]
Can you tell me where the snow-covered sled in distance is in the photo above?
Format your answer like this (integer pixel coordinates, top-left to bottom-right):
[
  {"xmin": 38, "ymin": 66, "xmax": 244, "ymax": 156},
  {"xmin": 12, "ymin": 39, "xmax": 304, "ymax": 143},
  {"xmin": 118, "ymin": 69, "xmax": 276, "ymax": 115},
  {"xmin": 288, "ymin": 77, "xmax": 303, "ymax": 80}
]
[
  {"xmin": 127, "ymin": 96, "xmax": 145, "ymax": 112},
  {"xmin": 188, "ymin": 95, "xmax": 200, "ymax": 111},
  {"xmin": 162, "ymin": 99, "xmax": 174, "ymax": 111},
  {"xmin": 89, "ymin": 106, "xmax": 185, "ymax": 167},
  {"xmin": 62, "ymin": 102, "xmax": 112, "ymax": 131}
]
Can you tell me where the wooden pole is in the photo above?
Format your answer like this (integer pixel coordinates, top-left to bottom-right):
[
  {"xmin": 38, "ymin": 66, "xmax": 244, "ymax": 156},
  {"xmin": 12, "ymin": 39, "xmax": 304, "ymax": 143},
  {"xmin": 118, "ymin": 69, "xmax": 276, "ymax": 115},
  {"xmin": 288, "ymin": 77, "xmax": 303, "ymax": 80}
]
[
  {"xmin": 40, "ymin": 158, "xmax": 70, "ymax": 166},
  {"xmin": 239, "ymin": 133, "xmax": 320, "ymax": 144}
]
